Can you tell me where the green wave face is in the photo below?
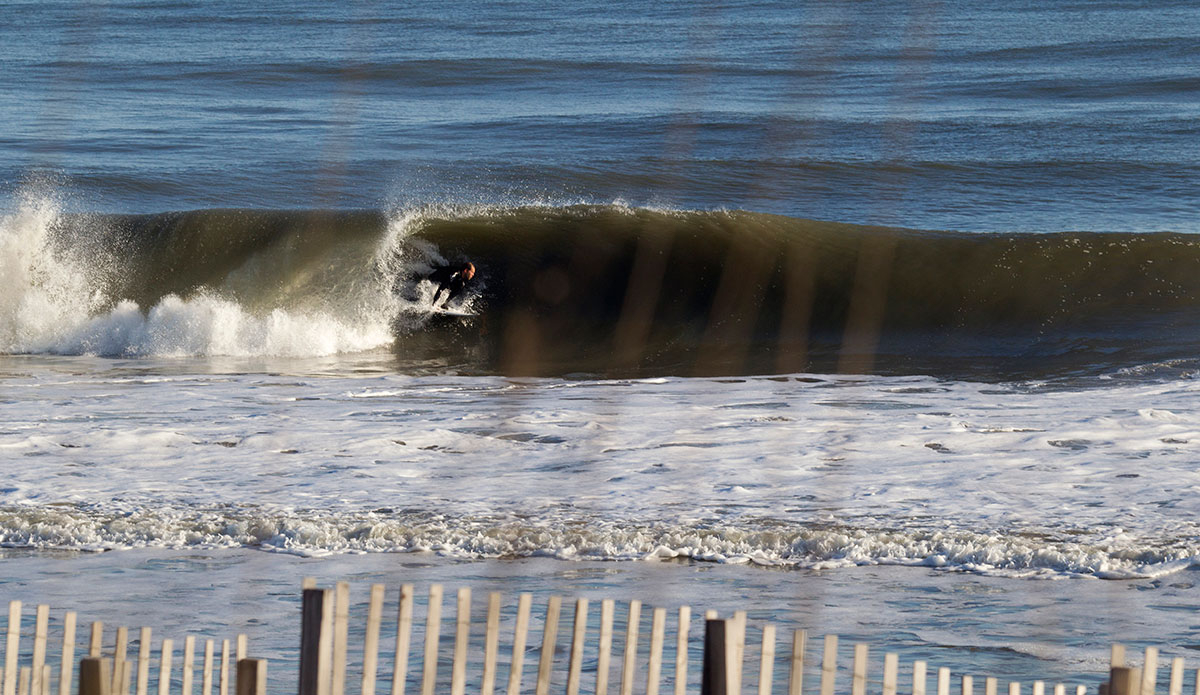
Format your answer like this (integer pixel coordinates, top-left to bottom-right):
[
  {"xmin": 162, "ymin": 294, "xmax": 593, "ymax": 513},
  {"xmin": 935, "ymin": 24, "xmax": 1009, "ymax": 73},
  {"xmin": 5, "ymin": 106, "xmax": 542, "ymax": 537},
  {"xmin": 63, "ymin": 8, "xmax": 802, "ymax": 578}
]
[{"xmin": 33, "ymin": 205, "xmax": 1200, "ymax": 378}]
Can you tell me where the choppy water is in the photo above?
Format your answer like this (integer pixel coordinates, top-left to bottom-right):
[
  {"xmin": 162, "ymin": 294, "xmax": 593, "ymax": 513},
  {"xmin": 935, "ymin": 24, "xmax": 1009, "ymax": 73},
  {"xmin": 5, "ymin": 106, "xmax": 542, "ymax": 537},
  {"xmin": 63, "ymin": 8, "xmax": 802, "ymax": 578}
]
[{"xmin": 2, "ymin": 0, "xmax": 1200, "ymax": 685}]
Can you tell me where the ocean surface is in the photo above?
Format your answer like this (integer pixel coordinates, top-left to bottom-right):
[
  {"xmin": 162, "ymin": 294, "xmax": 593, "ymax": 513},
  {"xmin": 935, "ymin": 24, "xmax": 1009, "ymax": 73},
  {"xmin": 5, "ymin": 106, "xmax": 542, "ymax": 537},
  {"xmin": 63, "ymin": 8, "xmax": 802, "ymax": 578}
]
[{"xmin": 3, "ymin": 1, "xmax": 1200, "ymax": 692}]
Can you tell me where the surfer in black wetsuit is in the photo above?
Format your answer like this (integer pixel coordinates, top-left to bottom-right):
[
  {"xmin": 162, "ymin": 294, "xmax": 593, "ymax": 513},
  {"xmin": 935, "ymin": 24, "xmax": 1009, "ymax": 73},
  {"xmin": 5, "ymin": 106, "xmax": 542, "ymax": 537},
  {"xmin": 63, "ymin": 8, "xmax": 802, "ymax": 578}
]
[{"xmin": 429, "ymin": 261, "xmax": 475, "ymax": 308}]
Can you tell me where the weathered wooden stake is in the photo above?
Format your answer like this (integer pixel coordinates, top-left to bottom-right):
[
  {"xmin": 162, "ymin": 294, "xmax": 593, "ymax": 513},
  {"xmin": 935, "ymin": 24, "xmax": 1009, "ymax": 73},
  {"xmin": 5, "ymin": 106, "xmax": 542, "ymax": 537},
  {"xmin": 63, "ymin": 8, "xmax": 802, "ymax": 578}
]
[
  {"xmin": 731, "ymin": 613, "xmax": 746, "ymax": 695},
  {"xmin": 182, "ymin": 636, "xmax": 196, "ymax": 695},
  {"xmin": 675, "ymin": 607, "xmax": 691, "ymax": 695},
  {"xmin": 882, "ymin": 653, "xmax": 898, "ymax": 695},
  {"xmin": 534, "ymin": 596, "xmax": 561, "ymax": 695},
  {"xmin": 757, "ymin": 625, "xmax": 775, "ymax": 695},
  {"xmin": 566, "ymin": 599, "xmax": 588, "ymax": 695},
  {"xmin": 420, "ymin": 585, "xmax": 443, "ymax": 695},
  {"xmin": 985, "ymin": 677, "xmax": 996, "ymax": 695},
  {"xmin": 597, "ymin": 600, "xmax": 615, "ymax": 695},
  {"xmin": 79, "ymin": 658, "xmax": 112, "ymax": 695},
  {"xmin": 963, "ymin": 676, "xmax": 974, "ymax": 695},
  {"xmin": 300, "ymin": 588, "xmax": 333, "ymax": 695},
  {"xmin": 701, "ymin": 619, "xmax": 727, "ymax": 695},
  {"xmin": 332, "ymin": 583, "xmax": 350, "ymax": 695},
  {"xmin": 361, "ymin": 585, "xmax": 385, "ymax": 695},
  {"xmin": 30, "ymin": 605, "xmax": 48, "ymax": 695},
  {"xmin": 89, "ymin": 624, "xmax": 103, "ymax": 659},
  {"xmin": 938, "ymin": 668, "xmax": 950, "ymax": 695},
  {"xmin": 5, "ymin": 601, "xmax": 21, "ymax": 695},
  {"xmin": 912, "ymin": 661, "xmax": 926, "ymax": 695},
  {"xmin": 647, "ymin": 608, "xmax": 667, "ymax": 695},
  {"xmin": 219, "ymin": 640, "xmax": 230, "ymax": 695},
  {"xmin": 391, "ymin": 584, "xmax": 414, "ymax": 695},
  {"xmin": 1168, "ymin": 658, "xmax": 1183, "ymax": 695},
  {"xmin": 135, "ymin": 628, "xmax": 151, "ymax": 695},
  {"xmin": 451, "ymin": 588, "xmax": 472, "ymax": 695},
  {"xmin": 112, "ymin": 628, "xmax": 129, "ymax": 695},
  {"xmin": 506, "ymin": 594, "xmax": 532, "ymax": 695},
  {"xmin": 202, "ymin": 640, "xmax": 215, "ymax": 695},
  {"xmin": 620, "ymin": 601, "xmax": 642, "ymax": 695},
  {"xmin": 787, "ymin": 631, "xmax": 807, "ymax": 695},
  {"xmin": 820, "ymin": 636, "xmax": 838, "ymax": 695},
  {"xmin": 235, "ymin": 660, "xmax": 266, "ymax": 695},
  {"xmin": 851, "ymin": 644, "xmax": 868, "ymax": 695},
  {"xmin": 481, "ymin": 593, "xmax": 502, "ymax": 695},
  {"xmin": 1141, "ymin": 649, "xmax": 1159, "ymax": 695},
  {"xmin": 158, "ymin": 640, "xmax": 174, "ymax": 695},
  {"xmin": 59, "ymin": 612, "xmax": 77, "ymax": 695},
  {"xmin": 1109, "ymin": 668, "xmax": 1142, "ymax": 695}
]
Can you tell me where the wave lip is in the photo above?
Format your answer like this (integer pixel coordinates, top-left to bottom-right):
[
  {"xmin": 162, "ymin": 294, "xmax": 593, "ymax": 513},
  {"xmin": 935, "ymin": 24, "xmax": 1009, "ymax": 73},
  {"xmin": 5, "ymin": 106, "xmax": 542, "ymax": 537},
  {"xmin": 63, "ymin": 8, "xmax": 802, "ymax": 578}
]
[{"xmin": 2, "ymin": 505, "xmax": 1194, "ymax": 579}]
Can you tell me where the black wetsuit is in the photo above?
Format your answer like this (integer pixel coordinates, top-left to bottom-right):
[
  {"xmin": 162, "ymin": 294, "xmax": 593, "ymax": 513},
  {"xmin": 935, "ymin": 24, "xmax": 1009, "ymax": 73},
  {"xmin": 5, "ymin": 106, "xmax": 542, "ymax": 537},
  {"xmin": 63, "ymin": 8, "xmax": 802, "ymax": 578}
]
[{"xmin": 429, "ymin": 266, "xmax": 472, "ymax": 306}]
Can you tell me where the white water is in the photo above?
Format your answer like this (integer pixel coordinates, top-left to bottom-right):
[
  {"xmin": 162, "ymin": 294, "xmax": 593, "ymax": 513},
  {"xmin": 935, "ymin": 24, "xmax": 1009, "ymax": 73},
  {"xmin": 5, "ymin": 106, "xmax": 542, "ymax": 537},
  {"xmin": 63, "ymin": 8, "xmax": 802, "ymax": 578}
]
[
  {"xmin": 0, "ymin": 198, "xmax": 421, "ymax": 358},
  {"xmin": 3, "ymin": 359, "xmax": 1198, "ymax": 579}
]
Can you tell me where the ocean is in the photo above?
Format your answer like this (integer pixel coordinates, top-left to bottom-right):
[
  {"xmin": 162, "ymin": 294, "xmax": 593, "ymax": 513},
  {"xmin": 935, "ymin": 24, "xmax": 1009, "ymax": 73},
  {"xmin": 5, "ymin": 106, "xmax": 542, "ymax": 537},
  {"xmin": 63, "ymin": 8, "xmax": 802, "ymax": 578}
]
[{"xmin": 2, "ymin": 1, "xmax": 1199, "ymax": 692}]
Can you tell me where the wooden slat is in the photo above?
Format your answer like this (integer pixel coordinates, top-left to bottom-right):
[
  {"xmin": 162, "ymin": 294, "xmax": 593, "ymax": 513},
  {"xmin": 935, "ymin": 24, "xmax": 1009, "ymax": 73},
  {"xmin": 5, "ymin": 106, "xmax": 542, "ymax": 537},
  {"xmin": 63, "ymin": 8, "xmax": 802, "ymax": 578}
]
[
  {"xmin": 620, "ymin": 601, "xmax": 642, "ymax": 695},
  {"xmin": 788, "ymin": 631, "xmax": 807, "ymax": 695},
  {"xmin": 1032, "ymin": 682, "xmax": 1043, "ymax": 695},
  {"xmin": 647, "ymin": 608, "xmax": 667, "ymax": 695},
  {"xmin": 912, "ymin": 661, "xmax": 926, "ymax": 695},
  {"xmin": 5, "ymin": 601, "xmax": 21, "ymax": 695},
  {"xmin": 362, "ymin": 585, "xmax": 385, "ymax": 695},
  {"xmin": 1053, "ymin": 684, "xmax": 1064, "ymax": 695},
  {"xmin": 182, "ymin": 637, "xmax": 196, "ymax": 695},
  {"xmin": 938, "ymin": 669, "xmax": 950, "ymax": 695},
  {"xmin": 113, "ymin": 628, "xmax": 129, "ymax": 695},
  {"xmin": 18, "ymin": 668, "xmax": 29, "ymax": 695},
  {"xmin": 674, "ymin": 607, "xmax": 691, "ymax": 695},
  {"xmin": 566, "ymin": 600, "xmax": 589, "ymax": 695},
  {"xmin": 1008, "ymin": 682, "xmax": 1020, "ymax": 695},
  {"xmin": 964, "ymin": 676, "xmax": 975, "ymax": 695},
  {"xmin": 758, "ymin": 626, "xmax": 776, "ymax": 695},
  {"xmin": 1112, "ymin": 646, "xmax": 1126, "ymax": 669},
  {"xmin": 1169, "ymin": 658, "xmax": 1184, "ymax": 695},
  {"xmin": 220, "ymin": 640, "xmax": 230, "ymax": 695},
  {"xmin": 506, "ymin": 594, "xmax": 532, "ymax": 695},
  {"xmin": 535, "ymin": 596, "xmax": 561, "ymax": 695},
  {"xmin": 851, "ymin": 644, "xmax": 868, "ymax": 695},
  {"xmin": 236, "ymin": 637, "xmax": 246, "ymax": 664},
  {"xmin": 236, "ymin": 660, "xmax": 267, "ymax": 695},
  {"xmin": 705, "ymin": 612, "xmax": 718, "ymax": 621},
  {"xmin": 1143, "ymin": 648, "xmax": 1159, "ymax": 695},
  {"xmin": 31, "ymin": 606, "xmax": 48, "ymax": 695},
  {"xmin": 391, "ymin": 584, "xmax": 414, "ymax": 695},
  {"xmin": 596, "ymin": 600, "xmax": 615, "ymax": 695},
  {"xmin": 79, "ymin": 658, "xmax": 111, "ymax": 695},
  {"xmin": 420, "ymin": 585, "xmax": 444, "ymax": 695},
  {"xmin": 985, "ymin": 678, "xmax": 996, "ymax": 695},
  {"xmin": 202, "ymin": 641, "xmax": 214, "ymax": 695},
  {"xmin": 158, "ymin": 640, "xmax": 174, "ymax": 695},
  {"xmin": 333, "ymin": 583, "xmax": 350, "ymax": 695},
  {"xmin": 89, "ymin": 623, "xmax": 103, "ymax": 659},
  {"xmin": 481, "ymin": 593, "xmax": 502, "ymax": 695},
  {"xmin": 732, "ymin": 612, "xmax": 747, "ymax": 695},
  {"xmin": 882, "ymin": 653, "xmax": 898, "ymax": 695},
  {"xmin": 820, "ymin": 636, "xmax": 838, "ymax": 695},
  {"xmin": 451, "ymin": 588, "xmax": 472, "ymax": 695},
  {"xmin": 136, "ymin": 628, "xmax": 152, "ymax": 695},
  {"xmin": 59, "ymin": 612, "xmax": 77, "ymax": 695}
]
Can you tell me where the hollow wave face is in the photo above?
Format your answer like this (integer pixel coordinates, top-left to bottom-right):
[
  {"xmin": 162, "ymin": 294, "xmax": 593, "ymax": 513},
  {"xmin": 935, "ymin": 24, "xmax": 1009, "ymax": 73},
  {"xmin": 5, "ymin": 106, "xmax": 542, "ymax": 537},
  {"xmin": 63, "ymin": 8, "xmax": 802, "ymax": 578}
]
[{"xmin": 6, "ymin": 198, "xmax": 1200, "ymax": 377}]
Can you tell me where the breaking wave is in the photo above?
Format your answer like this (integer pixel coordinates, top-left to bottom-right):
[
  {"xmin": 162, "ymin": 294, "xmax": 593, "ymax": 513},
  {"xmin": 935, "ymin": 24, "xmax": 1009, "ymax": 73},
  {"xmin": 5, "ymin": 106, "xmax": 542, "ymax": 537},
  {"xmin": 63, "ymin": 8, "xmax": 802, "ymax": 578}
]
[{"xmin": 5, "ymin": 197, "xmax": 1200, "ymax": 377}]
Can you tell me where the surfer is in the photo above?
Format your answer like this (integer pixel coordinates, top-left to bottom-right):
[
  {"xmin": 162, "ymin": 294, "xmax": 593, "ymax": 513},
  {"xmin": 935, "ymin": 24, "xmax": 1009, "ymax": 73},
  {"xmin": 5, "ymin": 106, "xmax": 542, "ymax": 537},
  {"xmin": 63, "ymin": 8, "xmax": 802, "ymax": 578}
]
[{"xmin": 428, "ymin": 261, "xmax": 476, "ymax": 308}]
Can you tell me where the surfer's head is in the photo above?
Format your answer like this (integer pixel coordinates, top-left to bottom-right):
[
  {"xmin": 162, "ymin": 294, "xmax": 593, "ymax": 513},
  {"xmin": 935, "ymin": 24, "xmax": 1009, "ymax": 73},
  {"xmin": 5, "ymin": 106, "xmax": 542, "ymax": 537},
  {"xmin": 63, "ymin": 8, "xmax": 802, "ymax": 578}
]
[{"xmin": 462, "ymin": 262, "xmax": 475, "ymax": 280}]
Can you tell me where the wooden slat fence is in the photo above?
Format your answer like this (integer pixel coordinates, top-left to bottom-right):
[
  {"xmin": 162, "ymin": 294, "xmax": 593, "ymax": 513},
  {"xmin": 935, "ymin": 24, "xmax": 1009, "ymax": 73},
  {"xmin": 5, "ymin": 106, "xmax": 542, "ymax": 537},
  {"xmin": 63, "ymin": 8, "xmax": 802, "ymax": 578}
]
[
  {"xmin": 1, "ymin": 600, "xmax": 257, "ymax": 695},
  {"xmin": 3, "ymin": 581, "xmax": 1197, "ymax": 695}
]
